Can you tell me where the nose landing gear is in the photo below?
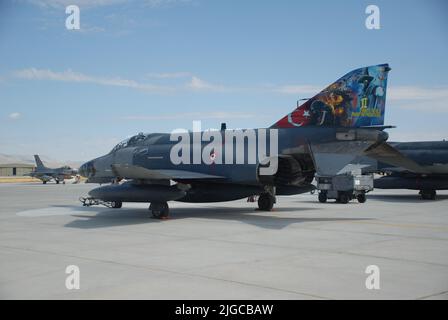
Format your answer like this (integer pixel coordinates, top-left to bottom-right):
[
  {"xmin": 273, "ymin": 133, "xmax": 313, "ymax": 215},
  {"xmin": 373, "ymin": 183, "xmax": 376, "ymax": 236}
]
[
  {"xmin": 79, "ymin": 197, "xmax": 122, "ymax": 208},
  {"xmin": 111, "ymin": 201, "xmax": 122, "ymax": 209}
]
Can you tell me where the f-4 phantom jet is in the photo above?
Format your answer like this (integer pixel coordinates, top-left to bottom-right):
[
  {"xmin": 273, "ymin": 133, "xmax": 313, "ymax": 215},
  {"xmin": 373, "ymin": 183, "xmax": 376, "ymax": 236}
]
[
  {"xmin": 79, "ymin": 64, "xmax": 394, "ymax": 218},
  {"xmin": 356, "ymin": 140, "xmax": 448, "ymax": 200}
]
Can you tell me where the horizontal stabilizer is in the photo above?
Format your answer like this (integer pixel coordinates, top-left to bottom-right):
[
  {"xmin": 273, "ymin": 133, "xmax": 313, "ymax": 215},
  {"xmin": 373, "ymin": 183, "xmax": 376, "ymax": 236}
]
[
  {"xmin": 111, "ymin": 164, "xmax": 226, "ymax": 181},
  {"xmin": 364, "ymin": 142, "xmax": 430, "ymax": 174}
]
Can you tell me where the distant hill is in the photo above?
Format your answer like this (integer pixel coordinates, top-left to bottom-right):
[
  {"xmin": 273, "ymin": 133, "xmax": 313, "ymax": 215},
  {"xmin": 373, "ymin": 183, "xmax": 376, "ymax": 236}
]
[{"xmin": 0, "ymin": 154, "xmax": 84, "ymax": 169}]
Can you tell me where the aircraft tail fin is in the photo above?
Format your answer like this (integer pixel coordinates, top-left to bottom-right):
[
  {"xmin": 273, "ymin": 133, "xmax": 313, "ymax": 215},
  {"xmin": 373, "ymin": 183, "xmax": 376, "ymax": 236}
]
[
  {"xmin": 34, "ymin": 155, "xmax": 45, "ymax": 169},
  {"xmin": 271, "ymin": 64, "xmax": 391, "ymax": 128}
]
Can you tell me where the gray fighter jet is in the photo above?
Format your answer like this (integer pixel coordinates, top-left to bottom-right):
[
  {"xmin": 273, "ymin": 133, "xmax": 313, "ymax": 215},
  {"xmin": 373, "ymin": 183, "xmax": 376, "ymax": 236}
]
[
  {"xmin": 28, "ymin": 155, "xmax": 78, "ymax": 184},
  {"xmin": 360, "ymin": 141, "xmax": 448, "ymax": 199},
  {"xmin": 79, "ymin": 64, "xmax": 395, "ymax": 218}
]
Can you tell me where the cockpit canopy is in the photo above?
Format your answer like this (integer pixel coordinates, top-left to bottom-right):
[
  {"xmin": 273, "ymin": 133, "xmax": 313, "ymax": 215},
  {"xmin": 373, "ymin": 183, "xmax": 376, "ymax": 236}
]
[{"xmin": 110, "ymin": 132, "xmax": 148, "ymax": 153}]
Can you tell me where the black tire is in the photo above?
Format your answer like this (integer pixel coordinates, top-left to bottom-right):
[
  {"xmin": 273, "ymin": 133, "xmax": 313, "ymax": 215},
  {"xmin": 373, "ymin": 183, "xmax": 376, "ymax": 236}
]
[
  {"xmin": 318, "ymin": 192, "xmax": 327, "ymax": 203},
  {"xmin": 357, "ymin": 193, "xmax": 366, "ymax": 203},
  {"xmin": 56, "ymin": 180, "xmax": 60, "ymax": 184},
  {"xmin": 111, "ymin": 201, "xmax": 122, "ymax": 209},
  {"xmin": 150, "ymin": 202, "xmax": 169, "ymax": 219},
  {"xmin": 43, "ymin": 181, "xmax": 47, "ymax": 184},
  {"xmin": 339, "ymin": 192, "xmax": 349, "ymax": 204},
  {"xmin": 430, "ymin": 190, "xmax": 436, "ymax": 200},
  {"xmin": 420, "ymin": 190, "xmax": 436, "ymax": 200},
  {"xmin": 258, "ymin": 193, "xmax": 275, "ymax": 211}
]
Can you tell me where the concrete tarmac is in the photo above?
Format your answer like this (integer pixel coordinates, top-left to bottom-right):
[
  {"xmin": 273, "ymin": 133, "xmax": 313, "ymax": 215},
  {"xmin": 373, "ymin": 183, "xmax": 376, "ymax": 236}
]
[{"xmin": 0, "ymin": 182, "xmax": 447, "ymax": 299}]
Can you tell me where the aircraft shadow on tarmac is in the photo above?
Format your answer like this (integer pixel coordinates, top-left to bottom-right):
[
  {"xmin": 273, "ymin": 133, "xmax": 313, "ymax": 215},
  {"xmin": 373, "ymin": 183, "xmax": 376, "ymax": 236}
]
[
  {"xmin": 367, "ymin": 194, "xmax": 448, "ymax": 203},
  {"xmin": 59, "ymin": 205, "xmax": 372, "ymax": 230}
]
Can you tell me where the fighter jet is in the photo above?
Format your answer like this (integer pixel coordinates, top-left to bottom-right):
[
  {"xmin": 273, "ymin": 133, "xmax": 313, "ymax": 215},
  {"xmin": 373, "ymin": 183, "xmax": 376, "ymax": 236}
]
[
  {"xmin": 28, "ymin": 155, "xmax": 78, "ymax": 184},
  {"xmin": 361, "ymin": 141, "xmax": 448, "ymax": 199},
  {"xmin": 79, "ymin": 64, "xmax": 392, "ymax": 218}
]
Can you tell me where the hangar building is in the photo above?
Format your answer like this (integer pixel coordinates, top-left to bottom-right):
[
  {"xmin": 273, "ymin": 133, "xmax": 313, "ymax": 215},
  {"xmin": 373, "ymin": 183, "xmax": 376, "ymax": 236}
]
[{"xmin": 0, "ymin": 163, "xmax": 35, "ymax": 176}]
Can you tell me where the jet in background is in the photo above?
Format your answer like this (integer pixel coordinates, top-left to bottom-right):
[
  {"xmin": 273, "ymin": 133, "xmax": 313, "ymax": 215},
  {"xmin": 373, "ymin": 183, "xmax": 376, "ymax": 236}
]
[
  {"xmin": 364, "ymin": 141, "xmax": 448, "ymax": 199},
  {"xmin": 79, "ymin": 64, "xmax": 394, "ymax": 218},
  {"xmin": 27, "ymin": 155, "xmax": 78, "ymax": 184}
]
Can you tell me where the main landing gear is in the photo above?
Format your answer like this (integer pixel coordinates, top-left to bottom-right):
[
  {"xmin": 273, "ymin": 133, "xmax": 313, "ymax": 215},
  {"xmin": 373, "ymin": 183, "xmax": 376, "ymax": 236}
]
[
  {"xmin": 257, "ymin": 186, "xmax": 276, "ymax": 211},
  {"xmin": 150, "ymin": 202, "xmax": 169, "ymax": 219}
]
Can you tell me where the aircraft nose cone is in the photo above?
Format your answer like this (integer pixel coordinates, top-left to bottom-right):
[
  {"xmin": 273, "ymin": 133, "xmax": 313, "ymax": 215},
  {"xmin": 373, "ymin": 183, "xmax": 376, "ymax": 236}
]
[{"xmin": 88, "ymin": 186, "xmax": 101, "ymax": 199}]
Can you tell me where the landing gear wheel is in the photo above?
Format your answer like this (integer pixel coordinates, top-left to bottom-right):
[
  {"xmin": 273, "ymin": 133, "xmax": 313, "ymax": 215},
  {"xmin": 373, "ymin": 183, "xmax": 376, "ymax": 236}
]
[
  {"xmin": 111, "ymin": 201, "xmax": 122, "ymax": 209},
  {"xmin": 43, "ymin": 181, "xmax": 47, "ymax": 184},
  {"xmin": 357, "ymin": 193, "xmax": 367, "ymax": 203},
  {"xmin": 258, "ymin": 193, "xmax": 275, "ymax": 211},
  {"xmin": 338, "ymin": 192, "xmax": 349, "ymax": 204},
  {"xmin": 318, "ymin": 191, "xmax": 327, "ymax": 203},
  {"xmin": 56, "ymin": 180, "xmax": 60, "ymax": 184},
  {"xmin": 150, "ymin": 202, "xmax": 169, "ymax": 219},
  {"xmin": 420, "ymin": 190, "xmax": 436, "ymax": 200}
]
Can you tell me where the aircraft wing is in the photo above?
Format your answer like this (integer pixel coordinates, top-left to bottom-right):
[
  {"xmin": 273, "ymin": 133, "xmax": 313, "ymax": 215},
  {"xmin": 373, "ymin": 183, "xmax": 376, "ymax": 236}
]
[
  {"xmin": 111, "ymin": 164, "xmax": 226, "ymax": 181},
  {"xmin": 363, "ymin": 142, "xmax": 430, "ymax": 174}
]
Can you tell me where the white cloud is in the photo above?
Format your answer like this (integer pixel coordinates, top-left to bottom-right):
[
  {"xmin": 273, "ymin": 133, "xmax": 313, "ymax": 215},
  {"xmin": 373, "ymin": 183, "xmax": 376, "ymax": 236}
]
[
  {"xmin": 394, "ymin": 100, "xmax": 448, "ymax": 113},
  {"xmin": 9, "ymin": 112, "xmax": 22, "ymax": 120},
  {"xmin": 13, "ymin": 68, "xmax": 233, "ymax": 94},
  {"xmin": 146, "ymin": 72, "xmax": 192, "ymax": 79},
  {"xmin": 27, "ymin": 0, "xmax": 192, "ymax": 9},
  {"xmin": 26, "ymin": 0, "xmax": 127, "ymax": 9},
  {"xmin": 388, "ymin": 86, "xmax": 448, "ymax": 101},
  {"xmin": 387, "ymin": 86, "xmax": 448, "ymax": 113},
  {"xmin": 122, "ymin": 111, "xmax": 259, "ymax": 121},
  {"xmin": 12, "ymin": 68, "xmax": 448, "ymax": 112},
  {"xmin": 273, "ymin": 84, "xmax": 322, "ymax": 95},
  {"xmin": 144, "ymin": 0, "xmax": 193, "ymax": 8},
  {"xmin": 77, "ymin": 24, "xmax": 106, "ymax": 33},
  {"xmin": 187, "ymin": 76, "xmax": 227, "ymax": 92},
  {"xmin": 13, "ymin": 68, "xmax": 174, "ymax": 93}
]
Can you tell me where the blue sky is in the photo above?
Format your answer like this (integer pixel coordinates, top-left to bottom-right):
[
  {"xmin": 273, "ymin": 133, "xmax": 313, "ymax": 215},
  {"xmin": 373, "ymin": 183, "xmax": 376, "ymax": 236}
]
[{"xmin": 1, "ymin": 0, "xmax": 447, "ymax": 161}]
